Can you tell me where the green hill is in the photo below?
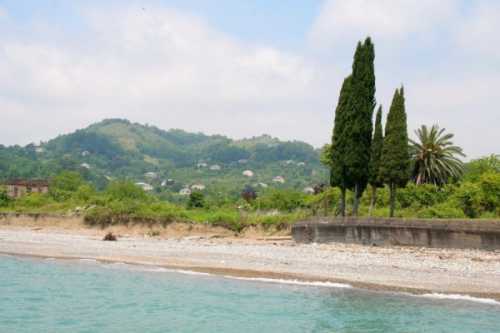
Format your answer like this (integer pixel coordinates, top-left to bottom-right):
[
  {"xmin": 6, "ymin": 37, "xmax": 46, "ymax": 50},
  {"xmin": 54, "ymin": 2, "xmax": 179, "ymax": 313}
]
[{"xmin": 0, "ymin": 119, "xmax": 328, "ymax": 197}]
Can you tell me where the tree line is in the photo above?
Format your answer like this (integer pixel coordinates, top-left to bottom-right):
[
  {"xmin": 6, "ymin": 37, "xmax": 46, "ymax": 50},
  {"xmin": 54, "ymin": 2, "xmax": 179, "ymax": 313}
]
[{"xmin": 326, "ymin": 37, "xmax": 465, "ymax": 217}]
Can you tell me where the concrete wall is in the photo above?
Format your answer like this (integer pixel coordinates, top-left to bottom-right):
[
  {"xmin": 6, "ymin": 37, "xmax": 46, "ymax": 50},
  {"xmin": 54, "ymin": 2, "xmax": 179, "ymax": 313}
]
[{"xmin": 292, "ymin": 218, "xmax": 500, "ymax": 250}]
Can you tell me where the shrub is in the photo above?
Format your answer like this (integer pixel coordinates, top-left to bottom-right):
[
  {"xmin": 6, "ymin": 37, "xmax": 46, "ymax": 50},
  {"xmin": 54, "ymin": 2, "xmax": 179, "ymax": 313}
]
[
  {"xmin": 479, "ymin": 172, "xmax": 500, "ymax": 212},
  {"xmin": 0, "ymin": 186, "xmax": 10, "ymax": 207},
  {"xmin": 254, "ymin": 189, "xmax": 307, "ymax": 212},
  {"xmin": 50, "ymin": 171, "xmax": 87, "ymax": 201},
  {"xmin": 106, "ymin": 181, "xmax": 148, "ymax": 202},
  {"xmin": 416, "ymin": 203, "xmax": 465, "ymax": 219},
  {"xmin": 187, "ymin": 191, "xmax": 205, "ymax": 209},
  {"xmin": 454, "ymin": 182, "xmax": 483, "ymax": 218}
]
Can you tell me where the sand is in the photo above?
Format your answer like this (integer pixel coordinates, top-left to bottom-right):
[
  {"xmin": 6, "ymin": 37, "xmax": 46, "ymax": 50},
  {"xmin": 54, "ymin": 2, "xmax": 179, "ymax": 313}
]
[{"xmin": 1, "ymin": 223, "xmax": 500, "ymax": 300}]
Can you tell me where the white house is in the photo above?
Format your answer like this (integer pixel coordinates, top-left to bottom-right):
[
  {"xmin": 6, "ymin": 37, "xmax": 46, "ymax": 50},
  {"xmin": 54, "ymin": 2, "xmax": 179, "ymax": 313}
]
[
  {"xmin": 135, "ymin": 182, "xmax": 154, "ymax": 191},
  {"xmin": 210, "ymin": 164, "xmax": 221, "ymax": 171},
  {"xmin": 197, "ymin": 162, "xmax": 208, "ymax": 168},
  {"xmin": 144, "ymin": 172, "xmax": 158, "ymax": 179},
  {"xmin": 303, "ymin": 187, "xmax": 315, "ymax": 194},
  {"xmin": 191, "ymin": 184, "xmax": 206, "ymax": 191},
  {"xmin": 257, "ymin": 182, "xmax": 268, "ymax": 188},
  {"xmin": 242, "ymin": 170, "xmax": 254, "ymax": 177},
  {"xmin": 80, "ymin": 163, "xmax": 91, "ymax": 169},
  {"xmin": 179, "ymin": 188, "xmax": 192, "ymax": 196},
  {"xmin": 272, "ymin": 176, "xmax": 285, "ymax": 184}
]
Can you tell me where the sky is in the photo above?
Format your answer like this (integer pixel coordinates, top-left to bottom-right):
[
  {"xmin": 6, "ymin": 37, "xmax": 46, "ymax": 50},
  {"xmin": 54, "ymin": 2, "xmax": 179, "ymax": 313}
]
[{"xmin": 0, "ymin": 0, "xmax": 498, "ymax": 159}]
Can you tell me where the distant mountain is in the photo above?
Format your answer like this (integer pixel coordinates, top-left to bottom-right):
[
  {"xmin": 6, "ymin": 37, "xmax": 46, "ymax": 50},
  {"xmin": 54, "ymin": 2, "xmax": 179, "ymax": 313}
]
[{"xmin": 0, "ymin": 119, "xmax": 328, "ymax": 195}]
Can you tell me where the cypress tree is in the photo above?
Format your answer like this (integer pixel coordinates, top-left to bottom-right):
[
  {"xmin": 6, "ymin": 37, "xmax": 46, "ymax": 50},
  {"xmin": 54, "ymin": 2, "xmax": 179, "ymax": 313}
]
[
  {"xmin": 344, "ymin": 37, "xmax": 376, "ymax": 216},
  {"xmin": 368, "ymin": 106, "xmax": 384, "ymax": 216},
  {"xmin": 330, "ymin": 75, "xmax": 353, "ymax": 216},
  {"xmin": 379, "ymin": 87, "xmax": 410, "ymax": 217}
]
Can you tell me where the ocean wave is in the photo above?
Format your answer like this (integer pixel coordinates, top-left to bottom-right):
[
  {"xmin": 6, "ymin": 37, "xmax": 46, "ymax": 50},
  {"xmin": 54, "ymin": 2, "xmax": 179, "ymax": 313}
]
[
  {"xmin": 223, "ymin": 276, "xmax": 352, "ymax": 289},
  {"xmin": 419, "ymin": 293, "xmax": 500, "ymax": 305}
]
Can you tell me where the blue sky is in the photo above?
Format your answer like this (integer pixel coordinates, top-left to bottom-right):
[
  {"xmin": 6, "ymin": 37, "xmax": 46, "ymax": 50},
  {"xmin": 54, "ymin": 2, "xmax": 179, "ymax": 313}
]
[{"xmin": 0, "ymin": 0, "xmax": 498, "ymax": 158}]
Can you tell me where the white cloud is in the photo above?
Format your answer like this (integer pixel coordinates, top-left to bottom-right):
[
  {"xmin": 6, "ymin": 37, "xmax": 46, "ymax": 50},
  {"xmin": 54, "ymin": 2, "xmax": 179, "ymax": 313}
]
[
  {"xmin": 0, "ymin": 4, "xmax": 324, "ymax": 146},
  {"xmin": 309, "ymin": 0, "xmax": 457, "ymax": 48},
  {"xmin": 456, "ymin": 2, "xmax": 500, "ymax": 58}
]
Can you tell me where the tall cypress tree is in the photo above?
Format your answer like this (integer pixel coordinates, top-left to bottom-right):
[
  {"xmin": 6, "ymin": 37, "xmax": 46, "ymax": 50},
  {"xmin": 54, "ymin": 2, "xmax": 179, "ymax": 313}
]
[
  {"xmin": 330, "ymin": 75, "xmax": 354, "ymax": 216},
  {"xmin": 344, "ymin": 37, "xmax": 376, "ymax": 216},
  {"xmin": 368, "ymin": 106, "xmax": 384, "ymax": 216},
  {"xmin": 379, "ymin": 87, "xmax": 410, "ymax": 217}
]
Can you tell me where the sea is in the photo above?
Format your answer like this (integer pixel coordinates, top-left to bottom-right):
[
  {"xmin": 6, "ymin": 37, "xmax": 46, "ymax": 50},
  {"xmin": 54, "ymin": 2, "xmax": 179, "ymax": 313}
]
[{"xmin": 1, "ymin": 254, "xmax": 499, "ymax": 333}]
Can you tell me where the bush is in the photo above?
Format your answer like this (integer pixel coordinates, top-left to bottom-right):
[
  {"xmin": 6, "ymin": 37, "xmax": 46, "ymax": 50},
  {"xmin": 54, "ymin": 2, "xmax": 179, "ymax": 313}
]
[
  {"xmin": 254, "ymin": 189, "xmax": 308, "ymax": 212},
  {"xmin": 106, "ymin": 181, "xmax": 148, "ymax": 202},
  {"xmin": 454, "ymin": 182, "xmax": 483, "ymax": 218},
  {"xmin": 0, "ymin": 186, "xmax": 10, "ymax": 207},
  {"xmin": 479, "ymin": 172, "xmax": 500, "ymax": 212},
  {"xmin": 187, "ymin": 191, "xmax": 205, "ymax": 209},
  {"xmin": 50, "ymin": 171, "xmax": 87, "ymax": 201},
  {"xmin": 416, "ymin": 203, "xmax": 465, "ymax": 219}
]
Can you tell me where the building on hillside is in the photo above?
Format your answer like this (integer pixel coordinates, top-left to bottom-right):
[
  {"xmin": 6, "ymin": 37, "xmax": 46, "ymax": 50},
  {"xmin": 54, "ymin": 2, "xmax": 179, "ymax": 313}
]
[
  {"xmin": 135, "ymin": 182, "xmax": 154, "ymax": 191},
  {"xmin": 272, "ymin": 176, "xmax": 285, "ymax": 184},
  {"xmin": 80, "ymin": 163, "xmax": 91, "ymax": 169},
  {"xmin": 3, "ymin": 179, "xmax": 49, "ymax": 199},
  {"xmin": 144, "ymin": 172, "xmax": 158, "ymax": 179},
  {"xmin": 191, "ymin": 184, "xmax": 206, "ymax": 191},
  {"xmin": 303, "ymin": 187, "xmax": 315, "ymax": 194},
  {"xmin": 242, "ymin": 170, "xmax": 254, "ymax": 177},
  {"xmin": 197, "ymin": 162, "xmax": 208, "ymax": 168},
  {"xmin": 179, "ymin": 188, "xmax": 192, "ymax": 196},
  {"xmin": 209, "ymin": 164, "xmax": 221, "ymax": 171}
]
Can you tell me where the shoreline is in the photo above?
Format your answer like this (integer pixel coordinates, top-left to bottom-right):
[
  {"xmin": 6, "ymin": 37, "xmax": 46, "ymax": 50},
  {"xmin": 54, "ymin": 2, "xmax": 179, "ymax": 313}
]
[{"xmin": 1, "ymin": 226, "xmax": 500, "ymax": 302}]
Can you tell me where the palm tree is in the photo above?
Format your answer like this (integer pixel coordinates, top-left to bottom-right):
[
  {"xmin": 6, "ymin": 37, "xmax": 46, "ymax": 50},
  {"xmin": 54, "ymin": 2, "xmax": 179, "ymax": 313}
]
[{"xmin": 410, "ymin": 125, "xmax": 465, "ymax": 185}]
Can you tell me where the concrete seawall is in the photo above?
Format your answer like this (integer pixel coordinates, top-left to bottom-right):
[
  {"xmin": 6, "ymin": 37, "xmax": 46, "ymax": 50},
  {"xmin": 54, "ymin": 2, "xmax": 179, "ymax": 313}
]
[{"xmin": 292, "ymin": 218, "xmax": 500, "ymax": 250}]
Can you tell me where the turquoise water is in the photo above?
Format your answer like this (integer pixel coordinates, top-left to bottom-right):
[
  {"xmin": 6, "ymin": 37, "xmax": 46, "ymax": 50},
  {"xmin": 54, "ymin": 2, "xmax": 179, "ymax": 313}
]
[{"xmin": 1, "ymin": 255, "xmax": 499, "ymax": 333}]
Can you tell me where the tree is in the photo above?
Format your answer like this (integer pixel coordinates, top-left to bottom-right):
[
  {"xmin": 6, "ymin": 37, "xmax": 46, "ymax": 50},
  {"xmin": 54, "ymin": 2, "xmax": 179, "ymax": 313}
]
[
  {"xmin": 187, "ymin": 191, "xmax": 205, "ymax": 209},
  {"xmin": 329, "ymin": 75, "xmax": 354, "ymax": 216},
  {"xmin": 368, "ymin": 106, "xmax": 384, "ymax": 215},
  {"xmin": 410, "ymin": 125, "xmax": 465, "ymax": 185},
  {"xmin": 346, "ymin": 37, "xmax": 376, "ymax": 216},
  {"xmin": 379, "ymin": 87, "xmax": 410, "ymax": 217}
]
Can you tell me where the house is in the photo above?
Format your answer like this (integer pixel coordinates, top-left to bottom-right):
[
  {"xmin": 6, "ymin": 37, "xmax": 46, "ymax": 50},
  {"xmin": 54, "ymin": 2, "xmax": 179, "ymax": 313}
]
[
  {"xmin": 4, "ymin": 179, "xmax": 49, "ymax": 199},
  {"xmin": 238, "ymin": 159, "xmax": 248, "ymax": 164},
  {"xmin": 179, "ymin": 188, "xmax": 192, "ymax": 196},
  {"xmin": 242, "ymin": 170, "xmax": 254, "ymax": 177},
  {"xmin": 303, "ymin": 187, "xmax": 315, "ymax": 194},
  {"xmin": 297, "ymin": 162, "xmax": 306, "ymax": 167},
  {"xmin": 144, "ymin": 172, "xmax": 158, "ymax": 179},
  {"xmin": 197, "ymin": 162, "xmax": 208, "ymax": 168},
  {"xmin": 80, "ymin": 163, "xmax": 91, "ymax": 169},
  {"xmin": 210, "ymin": 164, "xmax": 221, "ymax": 171},
  {"xmin": 135, "ymin": 182, "xmax": 154, "ymax": 191},
  {"xmin": 257, "ymin": 182, "xmax": 268, "ymax": 188},
  {"xmin": 191, "ymin": 184, "xmax": 206, "ymax": 191},
  {"xmin": 272, "ymin": 176, "xmax": 285, "ymax": 184}
]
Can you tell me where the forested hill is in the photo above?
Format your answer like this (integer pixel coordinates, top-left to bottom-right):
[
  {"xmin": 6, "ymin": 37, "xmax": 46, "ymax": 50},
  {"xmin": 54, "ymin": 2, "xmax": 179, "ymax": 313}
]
[{"xmin": 0, "ymin": 119, "xmax": 327, "ymax": 194}]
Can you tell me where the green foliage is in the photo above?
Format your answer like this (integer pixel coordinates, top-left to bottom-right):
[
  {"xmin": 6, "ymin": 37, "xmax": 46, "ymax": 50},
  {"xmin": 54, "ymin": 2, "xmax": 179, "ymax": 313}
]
[
  {"xmin": 187, "ymin": 191, "xmax": 205, "ymax": 209},
  {"xmin": 379, "ymin": 88, "xmax": 410, "ymax": 187},
  {"xmin": 478, "ymin": 172, "xmax": 500, "ymax": 212},
  {"xmin": 464, "ymin": 155, "xmax": 500, "ymax": 182},
  {"xmin": 379, "ymin": 87, "xmax": 410, "ymax": 217},
  {"xmin": 254, "ymin": 189, "xmax": 308, "ymax": 212},
  {"xmin": 105, "ymin": 181, "xmax": 148, "ymax": 202},
  {"xmin": 410, "ymin": 125, "xmax": 465, "ymax": 185},
  {"xmin": 369, "ymin": 106, "xmax": 384, "ymax": 188},
  {"xmin": 0, "ymin": 186, "xmax": 10, "ymax": 207},
  {"xmin": 50, "ymin": 171, "xmax": 87, "ymax": 201},
  {"xmin": 454, "ymin": 182, "xmax": 483, "ymax": 218}
]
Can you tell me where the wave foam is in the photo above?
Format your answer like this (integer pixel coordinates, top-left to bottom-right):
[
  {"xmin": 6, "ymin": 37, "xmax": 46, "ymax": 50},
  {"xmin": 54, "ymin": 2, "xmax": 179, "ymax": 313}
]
[
  {"xmin": 420, "ymin": 293, "xmax": 500, "ymax": 305},
  {"xmin": 223, "ymin": 276, "xmax": 352, "ymax": 289}
]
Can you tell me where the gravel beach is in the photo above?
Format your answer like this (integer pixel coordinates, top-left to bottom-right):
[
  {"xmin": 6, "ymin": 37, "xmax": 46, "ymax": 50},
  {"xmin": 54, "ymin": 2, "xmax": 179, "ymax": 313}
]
[{"xmin": 1, "ymin": 226, "xmax": 500, "ymax": 300}]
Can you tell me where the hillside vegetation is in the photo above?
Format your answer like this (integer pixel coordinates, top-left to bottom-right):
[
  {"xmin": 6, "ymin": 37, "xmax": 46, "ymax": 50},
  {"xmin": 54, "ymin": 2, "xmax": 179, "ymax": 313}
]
[{"xmin": 0, "ymin": 119, "xmax": 327, "ymax": 198}]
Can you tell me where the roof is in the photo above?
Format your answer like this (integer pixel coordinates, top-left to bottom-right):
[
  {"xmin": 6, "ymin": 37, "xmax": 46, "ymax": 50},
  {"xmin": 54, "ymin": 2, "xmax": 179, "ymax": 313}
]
[{"xmin": 3, "ymin": 179, "xmax": 49, "ymax": 187}]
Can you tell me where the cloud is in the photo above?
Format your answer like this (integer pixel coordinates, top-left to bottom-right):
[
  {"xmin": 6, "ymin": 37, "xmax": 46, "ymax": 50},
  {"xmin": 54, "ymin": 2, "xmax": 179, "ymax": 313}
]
[
  {"xmin": 455, "ymin": 2, "xmax": 500, "ymax": 59},
  {"xmin": 0, "ymin": 4, "xmax": 325, "ymax": 146},
  {"xmin": 0, "ymin": 1, "xmax": 498, "ymax": 159},
  {"xmin": 309, "ymin": 0, "xmax": 457, "ymax": 48}
]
